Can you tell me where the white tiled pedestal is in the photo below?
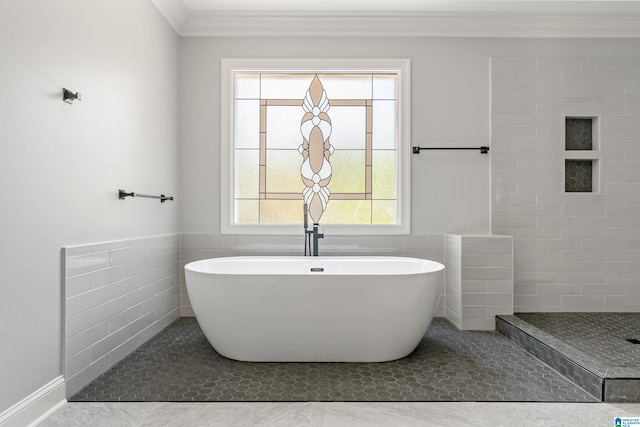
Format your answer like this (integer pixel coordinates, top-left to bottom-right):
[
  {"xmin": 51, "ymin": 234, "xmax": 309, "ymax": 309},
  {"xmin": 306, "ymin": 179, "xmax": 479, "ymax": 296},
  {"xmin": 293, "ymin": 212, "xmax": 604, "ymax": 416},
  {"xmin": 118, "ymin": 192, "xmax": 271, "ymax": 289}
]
[{"xmin": 445, "ymin": 234, "xmax": 514, "ymax": 330}]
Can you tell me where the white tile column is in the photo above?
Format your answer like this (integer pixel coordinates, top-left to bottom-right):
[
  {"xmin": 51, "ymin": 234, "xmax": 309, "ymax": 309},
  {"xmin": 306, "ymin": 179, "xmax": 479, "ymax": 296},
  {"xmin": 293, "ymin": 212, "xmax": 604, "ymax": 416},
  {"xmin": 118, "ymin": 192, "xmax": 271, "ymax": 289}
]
[{"xmin": 445, "ymin": 234, "xmax": 513, "ymax": 330}]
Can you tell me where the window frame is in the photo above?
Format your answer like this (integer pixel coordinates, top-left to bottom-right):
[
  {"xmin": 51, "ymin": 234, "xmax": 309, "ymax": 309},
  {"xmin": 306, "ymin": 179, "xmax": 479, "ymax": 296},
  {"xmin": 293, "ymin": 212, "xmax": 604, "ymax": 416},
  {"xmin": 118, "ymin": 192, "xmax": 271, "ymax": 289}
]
[{"xmin": 220, "ymin": 58, "xmax": 411, "ymax": 235}]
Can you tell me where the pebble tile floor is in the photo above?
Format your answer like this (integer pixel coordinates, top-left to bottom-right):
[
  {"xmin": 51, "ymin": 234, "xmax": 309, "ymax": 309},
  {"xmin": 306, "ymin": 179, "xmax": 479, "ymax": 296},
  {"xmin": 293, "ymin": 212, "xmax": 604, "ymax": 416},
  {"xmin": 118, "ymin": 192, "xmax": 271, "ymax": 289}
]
[{"xmin": 70, "ymin": 317, "xmax": 596, "ymax": 402}]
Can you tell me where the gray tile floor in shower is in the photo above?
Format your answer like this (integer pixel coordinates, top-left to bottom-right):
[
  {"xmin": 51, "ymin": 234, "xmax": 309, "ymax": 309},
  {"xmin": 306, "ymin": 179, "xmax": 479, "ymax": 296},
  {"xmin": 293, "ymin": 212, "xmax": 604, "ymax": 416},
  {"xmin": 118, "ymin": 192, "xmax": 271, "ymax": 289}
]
[
  {"xmin": 497, "ymin": 312, "xmax": 640, "ymax": 402},
  {"xmin": 70, "ymin": 317, "xmax": 597, "ymax": 403},
  {"xmin": 515, "ymin": 312, "xmax": 640, "ymax": 368}
]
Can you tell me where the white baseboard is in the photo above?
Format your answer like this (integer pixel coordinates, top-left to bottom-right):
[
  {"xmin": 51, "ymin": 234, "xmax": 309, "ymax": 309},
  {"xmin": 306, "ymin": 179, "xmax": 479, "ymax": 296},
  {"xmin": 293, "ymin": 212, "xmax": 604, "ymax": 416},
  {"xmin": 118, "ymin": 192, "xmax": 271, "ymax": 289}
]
[{"xmin": 0, "ymin": 376, "xmax": 66, "ymax": 427}]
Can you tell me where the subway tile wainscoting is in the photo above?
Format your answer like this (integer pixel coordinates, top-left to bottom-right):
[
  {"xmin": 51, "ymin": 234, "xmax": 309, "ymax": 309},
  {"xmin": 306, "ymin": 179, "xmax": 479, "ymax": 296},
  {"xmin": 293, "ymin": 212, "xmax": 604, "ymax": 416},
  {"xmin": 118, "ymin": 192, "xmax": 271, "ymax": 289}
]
[
  {"xmin": 63, "ymin": 235, "xmax": 180, "ymax": 397},
  {"xmin": 491, "ymin": 57, "xmax": 640, "ymax": 313}
]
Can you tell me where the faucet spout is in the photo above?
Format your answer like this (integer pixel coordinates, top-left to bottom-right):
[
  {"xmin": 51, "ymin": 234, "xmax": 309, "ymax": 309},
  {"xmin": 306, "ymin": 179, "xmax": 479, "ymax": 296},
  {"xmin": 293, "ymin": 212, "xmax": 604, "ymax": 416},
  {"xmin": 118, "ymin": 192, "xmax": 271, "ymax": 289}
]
[
  {"xmin": 303, "ymin": 203, "xmax": 324, "ymax": 256},
  {"xmin": 312, "ymin": 223, "xmax": 324, "ymax": 256}
]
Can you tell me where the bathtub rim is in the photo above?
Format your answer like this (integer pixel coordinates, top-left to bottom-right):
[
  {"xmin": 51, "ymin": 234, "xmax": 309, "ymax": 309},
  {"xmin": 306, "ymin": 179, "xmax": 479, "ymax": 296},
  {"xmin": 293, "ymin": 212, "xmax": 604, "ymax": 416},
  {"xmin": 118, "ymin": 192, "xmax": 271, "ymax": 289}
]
[{"xmin": 184, "ymin": 255, "xmax": 445, "ymax": 276}]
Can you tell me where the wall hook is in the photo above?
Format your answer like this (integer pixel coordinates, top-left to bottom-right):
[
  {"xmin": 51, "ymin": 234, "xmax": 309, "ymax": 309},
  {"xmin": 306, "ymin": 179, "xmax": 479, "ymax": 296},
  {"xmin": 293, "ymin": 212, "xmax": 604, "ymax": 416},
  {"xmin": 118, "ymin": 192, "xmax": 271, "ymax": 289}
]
[{"xmin": 63, "ymin": 88, "xmax": 81, "ymax": 104}]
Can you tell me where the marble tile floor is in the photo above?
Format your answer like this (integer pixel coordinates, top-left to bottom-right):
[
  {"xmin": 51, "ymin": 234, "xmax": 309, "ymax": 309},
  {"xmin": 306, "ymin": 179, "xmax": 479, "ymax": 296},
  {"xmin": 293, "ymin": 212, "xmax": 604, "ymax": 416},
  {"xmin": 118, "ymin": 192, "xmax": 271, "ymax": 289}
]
[
  {"xmin": 40, "ymin": 401, "xmax": 640, "ymax": 426},
  {"xmin": 69, "ymin": 317, "xmax": 595, "ymax": 402}
]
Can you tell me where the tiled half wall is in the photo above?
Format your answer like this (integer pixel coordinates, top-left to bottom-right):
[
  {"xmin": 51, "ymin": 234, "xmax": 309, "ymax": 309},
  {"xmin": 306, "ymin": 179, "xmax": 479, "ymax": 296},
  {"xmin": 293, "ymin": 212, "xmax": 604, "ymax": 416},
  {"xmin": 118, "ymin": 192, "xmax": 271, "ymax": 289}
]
[
  {"xmin": 491, "ymin": 57, "xmax": 640, "ymax": 312},
  {"xmin": 445, "ymin": 234, "xmax": 514, "ymax": 330},
  {"xmin": 63, "ymin": 234, "xmax": 180, "ymax": 397}
]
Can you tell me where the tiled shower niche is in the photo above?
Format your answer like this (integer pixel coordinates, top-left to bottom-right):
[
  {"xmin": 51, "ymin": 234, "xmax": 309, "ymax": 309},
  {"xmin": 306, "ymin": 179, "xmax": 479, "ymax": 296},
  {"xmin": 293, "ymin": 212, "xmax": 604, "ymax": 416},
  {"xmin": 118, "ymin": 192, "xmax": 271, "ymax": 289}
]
[
  {"xmin": 564, "ymin": 117, "xmax": 599, "ymax": 193},
  {"xmin": 565, "ymin": 159, "xmax": 595, "ymax": 192},
  {"xmin": 565, "ymin": 118, "xmax": 595, "ymax": 150}
]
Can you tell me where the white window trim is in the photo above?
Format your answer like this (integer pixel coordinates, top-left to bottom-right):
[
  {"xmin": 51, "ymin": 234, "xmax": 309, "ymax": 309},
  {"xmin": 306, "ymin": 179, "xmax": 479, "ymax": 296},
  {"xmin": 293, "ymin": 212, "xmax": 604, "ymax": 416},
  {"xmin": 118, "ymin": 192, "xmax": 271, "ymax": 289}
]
[{"xmin": 220, "ymin": 58, "xmax": 411, "ymax": 235}]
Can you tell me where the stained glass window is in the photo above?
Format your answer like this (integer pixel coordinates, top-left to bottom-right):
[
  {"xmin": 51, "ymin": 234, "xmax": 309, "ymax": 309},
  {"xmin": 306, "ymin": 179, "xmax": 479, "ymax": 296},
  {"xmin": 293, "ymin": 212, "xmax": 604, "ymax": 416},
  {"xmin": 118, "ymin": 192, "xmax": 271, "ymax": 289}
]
[{"xmin": 221, "ymin": 59, "xmax": 410, "ymax": 234}]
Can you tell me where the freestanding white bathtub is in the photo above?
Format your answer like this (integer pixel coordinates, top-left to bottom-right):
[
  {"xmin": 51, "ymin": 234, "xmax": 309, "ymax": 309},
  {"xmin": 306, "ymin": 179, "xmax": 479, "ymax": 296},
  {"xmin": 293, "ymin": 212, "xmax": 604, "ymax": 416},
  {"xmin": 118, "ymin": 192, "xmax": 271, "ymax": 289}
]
[{"xmin": 184, "ymin": 256, "xmax": 444, "ymax": 362}]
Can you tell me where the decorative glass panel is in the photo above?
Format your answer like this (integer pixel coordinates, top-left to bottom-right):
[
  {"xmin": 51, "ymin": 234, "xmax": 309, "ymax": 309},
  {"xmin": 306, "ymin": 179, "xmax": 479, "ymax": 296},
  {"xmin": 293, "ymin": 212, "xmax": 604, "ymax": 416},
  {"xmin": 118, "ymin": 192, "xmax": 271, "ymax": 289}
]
[
  {"xmin": 259, "ymin": 200, "xmax": 304, "ymax": 224},
  {"xmin": 260, "ymin": 75, "xmax": 313, "ymax": 99},
  {"xmin": 329, "ymin": 106, "xmax": 367, "ymax": 149},
  {"xmin": 234, "ymin": 200, "xmax": 259, "ymax": 224},
  {"xmin": 372, "ymin": 200, "xmax": 397, "ymax": 224},
  {"xmin": 231, "ymin": 70, "xmax": 401, "ymax": 227},
  {"xmin": 329, "ymin": 150, "xmax": 366, "ymax": 193},
  {"xmin": 373, "ymin": 75, "xmax": 397, "ymax": 100},
  {"xmin": 266, "ymin": 150, "xmax": 303, "ymax": 193},
  {"xmin": 372, "ymin": 150, "xmax": 397, "ymax": 199},
  {"xmin": 234, "ymin": 100, "xmax": 260, "ymax": 148},
  {"xmin": 372, "ymin": 100, "xmax": 397, "ymax": 149},
  {"xmin": 319, "ymin": 200, "xmax": 372, "ymax": 224},
  {"xmin": 234, "ymin": 149, "xmax": 259, "ymax": 198},
  {"xmin": 234, "ymin": 73, "xmax": 260, "ymax": 99},
  {"xmin": 319, "ymin": 75, "xmax": 372, "ymax": 99},
  {"xmin": 266, "ymin": 106, "xmax": 302, "ymax": 149}
]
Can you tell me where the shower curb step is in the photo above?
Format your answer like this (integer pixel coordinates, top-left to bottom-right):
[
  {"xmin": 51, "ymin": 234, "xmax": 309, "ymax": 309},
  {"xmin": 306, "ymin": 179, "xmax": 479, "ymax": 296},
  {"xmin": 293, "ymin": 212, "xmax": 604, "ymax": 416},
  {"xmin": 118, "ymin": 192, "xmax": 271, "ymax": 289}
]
[{"xmin": 497, "ymin": 314, "xmax": 640, "ymax": 403}]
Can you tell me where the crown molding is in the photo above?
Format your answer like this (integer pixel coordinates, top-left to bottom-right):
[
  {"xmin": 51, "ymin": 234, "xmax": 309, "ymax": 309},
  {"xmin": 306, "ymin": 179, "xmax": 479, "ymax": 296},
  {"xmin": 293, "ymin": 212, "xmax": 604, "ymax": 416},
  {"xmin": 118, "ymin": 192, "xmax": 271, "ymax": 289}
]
[
  {"xmin": 152, "ymin": 0, "xmax": 189, "ymax": 34},
  {"xmin": 152, "ymin": 7, "xmax": 640, "ymax": 38}
]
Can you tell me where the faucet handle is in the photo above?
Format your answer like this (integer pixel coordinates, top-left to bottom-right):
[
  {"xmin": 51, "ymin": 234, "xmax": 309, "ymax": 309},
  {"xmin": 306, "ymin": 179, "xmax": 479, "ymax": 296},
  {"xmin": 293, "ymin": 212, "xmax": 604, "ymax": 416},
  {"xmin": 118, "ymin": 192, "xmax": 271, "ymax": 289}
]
[{"xmin": 303, "ymin": 203, "xmax": 308, "ymax": 229}]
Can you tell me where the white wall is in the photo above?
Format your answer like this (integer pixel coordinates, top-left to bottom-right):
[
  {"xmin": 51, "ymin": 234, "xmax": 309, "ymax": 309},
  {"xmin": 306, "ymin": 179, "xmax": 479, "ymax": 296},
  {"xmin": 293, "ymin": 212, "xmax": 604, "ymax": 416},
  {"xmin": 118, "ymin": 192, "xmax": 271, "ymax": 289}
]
[
  {"xmin": 179, "ymin": 37, "xmax": 640, "ymax": 237},
  {"xmin": 180, "ymin": 37, "xmax": 637, "ymax": 235},
  {"xmin": 178, "ymin": 37, "xmax": 640, "ymax": 308},
  {"xmin": 0, "ymin": 0, "xmax": 178, "ymax": 417},
  {"xmin": 179, "ymin": 36, "xmax": 495, "ymax": 235}
]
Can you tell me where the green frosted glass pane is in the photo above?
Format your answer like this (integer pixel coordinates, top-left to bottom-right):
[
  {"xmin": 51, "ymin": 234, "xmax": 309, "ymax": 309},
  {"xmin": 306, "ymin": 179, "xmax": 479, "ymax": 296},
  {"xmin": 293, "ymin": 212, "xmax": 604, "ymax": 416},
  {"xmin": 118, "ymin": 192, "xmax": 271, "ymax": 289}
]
[
  {"xmin": 372, "ymin": 100, "xmax": 397, "ymax": 149},
  {"xmin": 321, "ymin": 200, "xmax": 372, "ymax": 224},
  {"xmin": 330, "ymin": 150, "xmax": 365, "ymax": 193},
  {"xmin": 261, "ymin": 75, "xmax": 315, "ymax": 99},
  {"xmin": 372, "ymin": 200, "xmax": 397, "ymax": 224},
  {"xmin": 266, "ymin": 150, "xmax": 304, "ymax": 193},
  {"xmin": 373, "ymin": 75, "xmax": 397, "ymax": 100},
  {"xmin": 234, "ymin": 149, "xmax": 259, "ymax": 198},
  {"xmin": 234, "ymin": 73, "xmax": 260, "ymax": 99},
  {"xmin": 260, "ymin": 200, "xmax": 304, "ymax": 224},
  {"xmin": 318, "ymin": 75, "xmax": 372, "ymax": 99},
  {"xmin": 234, "ymin": 100, "xmax": 260, "ymax": 149},
  {"xmin": 330, "ymin": 106, "xmax": 366, "ymax": 149},
  {"xmin": 372, "ymin": 150, "xmax": 397, "ymax": 199},
  {"xmin": 235, "ymin": 200, "xmax": 259, "ymax": 224},
  {"xmin": 266, "ymin": 106, "xmax": 302, "ymax": 149}
]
